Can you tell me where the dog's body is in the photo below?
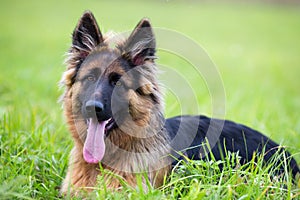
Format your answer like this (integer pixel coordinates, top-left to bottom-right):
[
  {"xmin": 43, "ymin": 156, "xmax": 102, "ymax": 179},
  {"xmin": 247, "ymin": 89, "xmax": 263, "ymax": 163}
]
[{"xmin": 60, "ymin": 11, "xmax": 299, "ymax": 195}]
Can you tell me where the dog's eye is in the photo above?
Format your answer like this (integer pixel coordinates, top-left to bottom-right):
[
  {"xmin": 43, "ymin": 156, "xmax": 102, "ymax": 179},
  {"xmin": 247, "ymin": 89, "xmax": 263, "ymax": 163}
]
[
  {"xmin": 87, "ymin": 75, "xmax": 96, "ymax": 82},
  {"xmin": 115, "ymin": 81, "xmax": 122, "ymax": 86},
  {"xmin": 109, "ymin": 73, "xmax": 122, "ymax": 86}
]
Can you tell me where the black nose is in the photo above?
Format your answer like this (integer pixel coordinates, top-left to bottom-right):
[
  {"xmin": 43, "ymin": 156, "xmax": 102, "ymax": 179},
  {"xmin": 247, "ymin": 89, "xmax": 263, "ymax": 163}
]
[{"xmin": 85, "ymin": 100, "xmax": 104, "ymax": 117}]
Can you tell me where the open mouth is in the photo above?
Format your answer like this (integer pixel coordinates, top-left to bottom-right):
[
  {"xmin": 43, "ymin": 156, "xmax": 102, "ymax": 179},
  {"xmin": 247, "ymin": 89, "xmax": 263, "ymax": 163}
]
[
  {"xmin": 104, "ymin": 118, "xmax": 116, "ymax": 134},
  {"xmin": 86, "ymin": 118, "xmax": 116, "ymax": 135},
  {"xmin": 83, "ymin": 117, "xmax": 116, "ymax": 164}
]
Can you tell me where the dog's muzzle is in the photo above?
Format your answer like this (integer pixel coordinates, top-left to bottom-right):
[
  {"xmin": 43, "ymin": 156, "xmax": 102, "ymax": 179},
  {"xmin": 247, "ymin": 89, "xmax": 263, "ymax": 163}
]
[{"xmin": 85, "ymin": 100, "xmax": 109, "ymax": 121}]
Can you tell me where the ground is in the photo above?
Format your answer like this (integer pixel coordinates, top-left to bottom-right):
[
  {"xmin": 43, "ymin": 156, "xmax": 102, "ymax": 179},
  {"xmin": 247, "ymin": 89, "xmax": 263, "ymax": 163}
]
[{"xmin": 0, "ymin": 1, "xmax": 299, "ymax": 199}]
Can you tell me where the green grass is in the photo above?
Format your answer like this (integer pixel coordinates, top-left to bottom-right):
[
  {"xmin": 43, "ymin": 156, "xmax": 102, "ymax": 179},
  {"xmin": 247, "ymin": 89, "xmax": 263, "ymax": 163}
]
[{"xmin": 1, "ymin": 0, "xmax": 300, "ymax": 199}]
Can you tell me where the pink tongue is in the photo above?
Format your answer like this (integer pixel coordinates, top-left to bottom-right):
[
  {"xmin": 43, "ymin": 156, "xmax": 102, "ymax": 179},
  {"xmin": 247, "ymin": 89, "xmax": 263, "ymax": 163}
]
[{"xmin": 83, "ymin": 118, "xmax": 108, "ymax": 164}]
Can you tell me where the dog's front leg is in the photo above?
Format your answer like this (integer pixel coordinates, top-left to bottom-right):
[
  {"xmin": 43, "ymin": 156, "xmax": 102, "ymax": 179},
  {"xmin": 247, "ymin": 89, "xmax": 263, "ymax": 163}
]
[{"xmin": 61, "ymin": 147, "xmax": 99, "ymax": 196}]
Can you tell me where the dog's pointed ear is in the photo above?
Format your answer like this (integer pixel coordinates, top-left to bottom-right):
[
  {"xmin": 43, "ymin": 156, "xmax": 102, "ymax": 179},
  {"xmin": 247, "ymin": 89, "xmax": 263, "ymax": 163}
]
[
  {"xmin": 71, "ymin": 11, "xmax": 103, "ymax": 61},
  {"xmin": 123, "ymin": 18, "xmax": 156, "ymax": 66}
]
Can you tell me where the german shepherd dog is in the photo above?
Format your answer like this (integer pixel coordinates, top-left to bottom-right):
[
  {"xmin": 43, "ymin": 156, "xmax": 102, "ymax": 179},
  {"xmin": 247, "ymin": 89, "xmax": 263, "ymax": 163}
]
[{"xmin": 60, "ymin": 11, "xmax": 299, "ymax": 195}]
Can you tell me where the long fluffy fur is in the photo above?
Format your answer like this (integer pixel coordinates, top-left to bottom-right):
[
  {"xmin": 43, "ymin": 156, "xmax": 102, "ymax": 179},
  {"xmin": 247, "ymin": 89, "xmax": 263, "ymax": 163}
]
[{"xmin": 60, "ymin": 12, "xmax": 299, "ymax": 196}]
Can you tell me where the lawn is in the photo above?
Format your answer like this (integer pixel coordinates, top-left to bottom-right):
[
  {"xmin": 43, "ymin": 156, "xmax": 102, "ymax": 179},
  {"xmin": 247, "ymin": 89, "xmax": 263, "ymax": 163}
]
[{"xmin": 0, "ymin": 0, "xmax": 300, "ymax": 199}]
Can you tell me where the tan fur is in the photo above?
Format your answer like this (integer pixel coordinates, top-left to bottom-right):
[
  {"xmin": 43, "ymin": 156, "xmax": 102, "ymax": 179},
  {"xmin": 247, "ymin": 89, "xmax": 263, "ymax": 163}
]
[
  {"xmin": 60, "ymin": 29, "xmax": 171, "ymax": 195},
  {"xmin": 61, "ymin": 88, "xmax": 170, "ymax": 194}
]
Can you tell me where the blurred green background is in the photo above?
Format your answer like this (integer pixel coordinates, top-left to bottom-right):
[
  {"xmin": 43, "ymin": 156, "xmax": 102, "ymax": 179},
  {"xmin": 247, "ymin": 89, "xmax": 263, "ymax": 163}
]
[{"xmin": 0, "ymin": 0, "xmax": 300, "ymax": 198}]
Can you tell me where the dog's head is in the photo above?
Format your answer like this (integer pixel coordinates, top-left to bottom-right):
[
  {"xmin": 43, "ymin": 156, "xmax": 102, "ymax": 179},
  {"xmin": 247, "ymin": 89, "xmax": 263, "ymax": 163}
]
[{"xmin": 61, "ymin": 11, "xmax": 163, "ymax": 164}]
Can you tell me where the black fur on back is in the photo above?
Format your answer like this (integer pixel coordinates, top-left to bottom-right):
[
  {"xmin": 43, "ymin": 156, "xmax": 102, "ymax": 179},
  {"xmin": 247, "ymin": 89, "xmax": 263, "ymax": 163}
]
[{"xmin": 166, "ymin": 115, "xmax": 300, "ymax": 178}]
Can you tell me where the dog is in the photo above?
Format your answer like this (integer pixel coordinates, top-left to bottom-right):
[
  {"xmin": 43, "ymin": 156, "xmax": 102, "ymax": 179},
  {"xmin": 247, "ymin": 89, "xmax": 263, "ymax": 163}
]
[{"xmin": 60, "ymin": 11, "xmax": 299, "ymax": 195}]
